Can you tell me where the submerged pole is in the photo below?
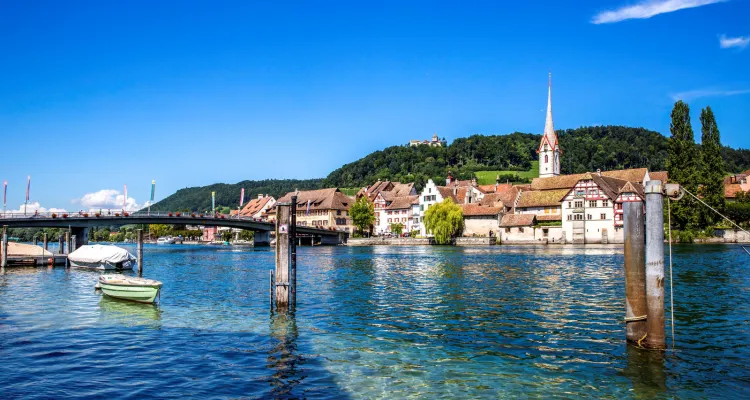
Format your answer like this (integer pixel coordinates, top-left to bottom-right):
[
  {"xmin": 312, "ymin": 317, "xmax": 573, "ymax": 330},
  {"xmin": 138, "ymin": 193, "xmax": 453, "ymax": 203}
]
[
  {"xmin": 290, "ymin": 195, "xmax": 297, "ymax": 311},
  {"xmin": 137, "ymin": 229, "xmax": 143, "ymax": 277},
  {"xmin": 275, "ymin": 202, "xmax": 291, "ymax": 310},
  {"xmin": 623, "ymin": 200, "xmax": 648, "ymax": 346},
  {"xmin": 1, "ymin": 225, "xmax": 7, "ymax": 268},
  {"xmin": 645, "ymin": 180, "xmax": 666, "ymax": 349}
]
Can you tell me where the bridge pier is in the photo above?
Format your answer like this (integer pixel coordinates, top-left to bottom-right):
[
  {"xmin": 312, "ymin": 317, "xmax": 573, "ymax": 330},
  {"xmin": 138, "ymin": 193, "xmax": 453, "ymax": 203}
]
[
  {"xmin": 71, "ymin": 227, "xmax": 88, "ymax": 249},
  {"xmin": 254, "ymin": 231, "xmax": 271, "ymax": 247}
]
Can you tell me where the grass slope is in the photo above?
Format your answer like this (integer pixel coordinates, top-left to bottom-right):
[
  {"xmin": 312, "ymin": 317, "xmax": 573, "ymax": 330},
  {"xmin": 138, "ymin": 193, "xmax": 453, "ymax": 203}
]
[{"xmin": 475, "ymin": 161, "xmax": 539, "ymax": 184}]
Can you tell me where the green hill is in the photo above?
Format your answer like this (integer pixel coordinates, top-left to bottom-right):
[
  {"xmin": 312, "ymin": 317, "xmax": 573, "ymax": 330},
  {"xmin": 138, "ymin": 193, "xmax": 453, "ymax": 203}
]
[
  {"xmin": 149, "ymin": 179, "xmax": 323, "ymax": 212},
  {"xmin": 149, "ymin": 126, "xmax": 750, "ymax": 211},
  {"xmin": 475, "ymin": 161, "xmax": 539, "ymax": 184}
]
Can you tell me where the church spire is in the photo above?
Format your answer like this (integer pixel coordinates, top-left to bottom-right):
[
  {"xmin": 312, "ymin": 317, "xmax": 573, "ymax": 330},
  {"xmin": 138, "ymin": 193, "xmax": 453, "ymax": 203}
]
[
  {"xmin": 543, "ymin": 72, "xmax": 556, "ymax": 148},
  {"xmin": 538, "ymin": 72, "xmax": 561, "ymax": 178}
]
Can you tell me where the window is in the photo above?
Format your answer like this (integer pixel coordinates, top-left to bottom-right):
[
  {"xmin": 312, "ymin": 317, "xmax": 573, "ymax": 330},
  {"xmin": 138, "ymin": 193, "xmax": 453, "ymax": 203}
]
[
  {"xmin": 587, "ymin": 214, "xmax": 592, "ymax": 220},
  {"xmin": 574, "ymin": 214, "xmax": 583, "ymax": 221},
  {"xmin": 519, "ymin": 227, "xmax": 524, "ymax": 233},
  {"xmin": 601, "ymin": 213, "xmax": 606, "ymax": 220},
  {"xmin": 589, "ymin": 201, "xmax": 597, "ymax": 208},
  {"xmin": 402, "ymin": 218, "xmax": 407, "ymax": 222},
  {"xmin": 429, "ymin": 188, "xmax": 432, "ymax": 193},
  {"xmin": 568, "ymin": 202, "xmax": 572, "ymax": 207},
  {"xmin": 567, "ymin": 215, "xmax": 572, "ymax": 221},
  {"xmin": 387, "ymin": 218, "xmax": 392, "ymax": 223},
  {"xmin": 575, "ymin": 190, "xmax": 585, "ymax": 196},
  {"xmin": 602, "ymin": 200, "xmax": 609, "ymax": 207},
  {"xmin": 505, "ymin": 227, "xmax": 511, "ymax": 233},
  {"xmin": 420, "ymin": 205, "xmax": 424, "ymax": 211},
  {"xmin": 545, "ymin": 154, "xmax": 548, "ymax": 163},
  {"xmin": 575, "ymin": 201, "xmax": 583, "ymax": 208}
]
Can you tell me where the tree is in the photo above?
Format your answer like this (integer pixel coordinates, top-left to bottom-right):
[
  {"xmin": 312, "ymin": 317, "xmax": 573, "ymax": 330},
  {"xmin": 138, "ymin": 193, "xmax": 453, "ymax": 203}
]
[
  {"xmin": 350, "ymin": 196, "xmax": 375, "ymax": 235},
  {"xmin": 390, "ymin": 223, "xmax": 404, "ymax": 236},
  {"xmin": 221, "ymin": 230, "xmax": 233, "ymax": 242},
  {"xmin": 699, "ymin": 106, "xmax": 725, "ymax": 226},
  {"xmin": 239, "ymin": 230, "xmax": 255, "ymax": 241},
  {"xmin": 666, "ymin": 101, "xmax": 701, "ymax": 230},
  {"xmin": 149, "ymin": 224, "xmax": 170, "ymax": 238},
  {"xmin": 424, "ymin": 198, "xmax": 464, "ymax": 244}
]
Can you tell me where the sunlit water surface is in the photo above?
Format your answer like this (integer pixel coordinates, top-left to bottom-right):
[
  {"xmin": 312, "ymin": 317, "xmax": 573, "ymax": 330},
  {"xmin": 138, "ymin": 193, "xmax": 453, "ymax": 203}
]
[{"xmin": 1, "ymin": 244, "xmax": 748, "ymax": 398}]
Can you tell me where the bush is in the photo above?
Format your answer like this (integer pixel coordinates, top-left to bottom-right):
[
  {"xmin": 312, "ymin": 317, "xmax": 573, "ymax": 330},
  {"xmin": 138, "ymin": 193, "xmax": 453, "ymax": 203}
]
[
  {"xmin": 410, "ymin": 230, "xmax": 419, "ymax": 238},
  {"xmin": 676, "ymin": 230, "xmax": 696, "ymax": 243},
  {"xmin": 352, "ymin": 231, "xmax": 364, "ymax": 238}
]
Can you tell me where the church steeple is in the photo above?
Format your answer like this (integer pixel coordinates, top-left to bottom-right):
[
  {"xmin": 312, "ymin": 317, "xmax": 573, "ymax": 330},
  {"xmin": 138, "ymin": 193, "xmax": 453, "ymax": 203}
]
[{"xmin": 538, "ymin": 73, "xmax": 561, "ymax": 178}]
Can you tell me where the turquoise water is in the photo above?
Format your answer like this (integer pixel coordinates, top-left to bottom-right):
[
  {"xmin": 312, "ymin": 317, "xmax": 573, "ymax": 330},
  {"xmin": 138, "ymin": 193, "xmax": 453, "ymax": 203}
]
[{"xmin": 0, "ymin": 244, "xmax": 748, "ymax": 398}]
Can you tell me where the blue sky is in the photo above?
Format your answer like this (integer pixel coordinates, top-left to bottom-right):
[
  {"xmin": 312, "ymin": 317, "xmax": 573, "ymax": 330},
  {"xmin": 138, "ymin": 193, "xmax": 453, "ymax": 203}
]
[{"xmin": 1, "ymin": 0, "xmax": 748, "ymax": 211}]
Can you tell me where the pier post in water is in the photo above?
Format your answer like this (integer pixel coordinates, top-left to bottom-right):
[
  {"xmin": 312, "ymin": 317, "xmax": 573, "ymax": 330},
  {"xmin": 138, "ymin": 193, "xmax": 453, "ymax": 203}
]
[
  {"xmin": 1, "ymin": 225, "xmax": 7, "ymax": 268},
  {"xmin": 71, "ymin": 235, "xmax": 77, "ymax": 253},
  {"xmin": 58, "ymin": 236, "xmax": 64, "ymax": 255},
  {"xmin": 43, "ymin": 233, "xmax": 48, "ymax": 251},
  {"xmin": 290, "ymin": 195, "xmax": 297, "ymax": 311},
  {"xmin": 274, "ymin": 201, "xmax": 291, "ymax": 310},
  {"xmin": 623, "ymin": 199, "xmax": 648, "ymax": 346},
  {"xmin": 65, "ymin": 231, "xmax": 71, "ymax": 255},
  {"xmin": 137, "ymin": 229, "xmax": 143, "ymax": 277},
  {"xmin": 645, "ymin": 180, "xmax": 666, "ymax": 349}
]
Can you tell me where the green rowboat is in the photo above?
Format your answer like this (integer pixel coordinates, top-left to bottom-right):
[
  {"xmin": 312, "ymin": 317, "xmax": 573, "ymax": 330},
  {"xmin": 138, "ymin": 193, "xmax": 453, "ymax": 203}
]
[{"xmin": 98, "ymin": 275, "xmax": 163, "ymax": 304}]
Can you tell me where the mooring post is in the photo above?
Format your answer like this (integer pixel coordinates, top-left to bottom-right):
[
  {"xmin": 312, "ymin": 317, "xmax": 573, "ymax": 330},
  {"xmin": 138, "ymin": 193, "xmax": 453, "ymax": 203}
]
[
  {"xmin": 58, "ymin": 236, "xmax": 64, "ymax": 255},
  {"xmin": 43, "ymin": 233, "xmax": 48, "ymax": 251},
  {"xmin": 70, "ymin": 235, "xmax": 77, "ymax": 253},
  {"xmin": 645, "ymin": 180, "xmax": 666, "ymax": 349},
  {"xmin": 65, "ymin": 231, "xmax": 71, "ymax": 255},
  {"xmin": 1, "ymin": 225, "xmax": 7, "ymax": 268},
  {"xmin": 137, "ymin": 229, "xmax": 143, "ymax": 277},
  {"xmin": 34, "ymin": 236, "xmax": 39, "ymax": 246},
  {"xmin": 624, "ymin": 200, "xmax": 648, "ymax": 346},
  {"xmin": 290, "ymin": 195, "xmax": 298, "ymax": 311},
  {"xmin": 275, "ymin": 202, "xmax": 291, "ymax": 310}
]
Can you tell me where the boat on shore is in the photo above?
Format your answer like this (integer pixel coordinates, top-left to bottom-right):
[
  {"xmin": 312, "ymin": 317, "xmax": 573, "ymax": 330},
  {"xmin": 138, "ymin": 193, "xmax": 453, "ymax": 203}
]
[
  {"xmin": 68, "ymin": 245, "xmax": 136, "ymax": 270},
  {"xmin": 98, "ymin": 275, "xmax": 163, "ymax": 303}
]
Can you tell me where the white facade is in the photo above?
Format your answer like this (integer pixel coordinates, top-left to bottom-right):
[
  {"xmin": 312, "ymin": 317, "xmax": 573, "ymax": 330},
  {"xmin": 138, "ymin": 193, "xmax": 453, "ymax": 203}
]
[
  {"xmin": 418, "ymin": 179, "xmax": 446, "ymax": 236},
  {"xmin": 382, "ymin": 207, "xmax": 412, "ymax": 234},
  {"xmin": 373, "ymin": 193, "xmax": 389, "ymax": 235},
  {"xmin": 560, "ymin": 179, "xmax": 641, "ymax": 244}
]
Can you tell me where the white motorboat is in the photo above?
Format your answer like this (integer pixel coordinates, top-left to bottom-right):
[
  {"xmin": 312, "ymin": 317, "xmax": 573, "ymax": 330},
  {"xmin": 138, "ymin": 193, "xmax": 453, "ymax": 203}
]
[
  {"xmin": 156, "ymin": 236, "xmax": 175, "ymax": 245},
  {"xmin": 68, "ymin": 245, "xmax": 136, "ymax": 270}
]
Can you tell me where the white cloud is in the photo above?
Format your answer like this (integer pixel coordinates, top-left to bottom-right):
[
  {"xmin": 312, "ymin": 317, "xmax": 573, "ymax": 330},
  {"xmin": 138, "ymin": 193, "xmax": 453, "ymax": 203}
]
[
  {"xmin": 3, "ymin": 201, "xmax": 67, "ymax": 215},
  {"xmin": 670, "ymin": 88, "xmax": 750, "ymax": 101},
  {"xmin": 74, "ymin": 189, "xmax": 143, "ymax": 212},
  {"xmin": 719, "ymin": 34, "xmax": 750, "ymax": 49},
  {"xmin": 592, "ymin": 0, "xmax": 726, "ymax": 24}
]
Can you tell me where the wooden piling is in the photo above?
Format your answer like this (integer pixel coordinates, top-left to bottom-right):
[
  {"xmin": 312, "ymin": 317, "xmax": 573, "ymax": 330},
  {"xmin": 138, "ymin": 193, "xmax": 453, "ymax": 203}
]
[
  {"xmin": 275, "ymin": 202, "xmax": 291, "ymax": 310},
  {"xmin": 645, "ymin": 181, "xmax": 666, "ymax": 349},
  {"xmin": 71, "ymin": 235, "xmax": 77, "ymax": 253},
  {"xmin": 623, "ymin": 200, "xmax": 648, "ymax": 346},
  {"xmin": 34, "ymin": 236, "xmax": 39, "ymax": 246},
  {"xmin": 290, "ymin": 195, "xmax": 297, "ymax": 311},
  {"xmin": 1, "ymin": 225, "xmax": 7, "ymax": 268},
  {"xmin": 65, "ymin": 231, "xmax": 71, "ymax": 255},
  {"xmin": 58, "ymin": 236, "xmax": 64, "ymax": 255},
  {"xmin": 43, "ymin": 233, "xmax": 48, "ymax": 251},
  {"xmin": 137, "ymin": 229, "xmax": 143, "ymax": 277}
]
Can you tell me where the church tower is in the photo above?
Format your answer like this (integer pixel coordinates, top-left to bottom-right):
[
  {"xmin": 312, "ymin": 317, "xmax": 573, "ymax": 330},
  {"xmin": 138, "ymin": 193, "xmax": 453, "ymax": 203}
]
[{"xmin": 538, "ymin": 73, "xmax": 561, "ymax": 178}]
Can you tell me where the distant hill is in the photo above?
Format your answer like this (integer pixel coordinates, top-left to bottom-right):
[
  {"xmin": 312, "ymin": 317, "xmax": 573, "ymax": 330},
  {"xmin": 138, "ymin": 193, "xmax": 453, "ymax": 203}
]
[
  {"xmin": 149, "ymin": 126, "xmax": 750, "ymax": 211},
  {"xmin": 149, "ymin": 179, "xmax": 323, "ymax": 212},
  {"xmin": 323, "ymin": 126, "xmax": 750, "ymax": 189}
]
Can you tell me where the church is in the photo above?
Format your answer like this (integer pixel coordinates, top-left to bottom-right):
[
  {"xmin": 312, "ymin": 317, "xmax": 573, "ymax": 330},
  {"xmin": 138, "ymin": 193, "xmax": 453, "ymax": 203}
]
[{"xmin": 499, "ymin": 75, "xmax": 668, "ymax": 244}]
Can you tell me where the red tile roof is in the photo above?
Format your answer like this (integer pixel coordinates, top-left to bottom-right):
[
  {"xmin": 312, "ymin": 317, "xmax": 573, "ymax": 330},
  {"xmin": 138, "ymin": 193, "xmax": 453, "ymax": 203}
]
[
  {"xmin": 239, "ymin": 196, "xmax": 275, "ymax": 217},
  {"xmin": 460, "ymin": 204, "xmax": 503, "ymax": 216},
  {"xmin": 499, "ymin": 214, "xmax": 536, "ymax": 227}
]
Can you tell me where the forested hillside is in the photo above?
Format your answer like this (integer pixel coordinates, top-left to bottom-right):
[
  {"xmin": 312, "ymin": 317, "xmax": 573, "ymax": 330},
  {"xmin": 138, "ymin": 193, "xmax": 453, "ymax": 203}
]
[
  {"xmin": 323, "ymin": 126, "xmax": 750, "ymax": 189},
  {"xmin": 149, "ymin": 179, "xmax": 323, "ymax": 212},
  {"xmin": 149, "ymin": 126, "xmax": 750, "ymax": 211}
]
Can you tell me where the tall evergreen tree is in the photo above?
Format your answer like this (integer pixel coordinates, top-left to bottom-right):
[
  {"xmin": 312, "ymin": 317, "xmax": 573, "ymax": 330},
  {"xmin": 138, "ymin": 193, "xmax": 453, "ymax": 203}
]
[
  {"xmin": 699, "ymin": 106, "xmax": 725, "ymax": 226},
  {"xmin": 666, "ymin": 101, "xmax": 701, "ymax": 230}
]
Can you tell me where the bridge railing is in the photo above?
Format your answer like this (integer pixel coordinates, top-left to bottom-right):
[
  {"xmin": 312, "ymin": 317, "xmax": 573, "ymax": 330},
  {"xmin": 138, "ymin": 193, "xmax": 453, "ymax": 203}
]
[{"xmin": 0, "ymin": 211, "xmax": 350, "ymax": 233}]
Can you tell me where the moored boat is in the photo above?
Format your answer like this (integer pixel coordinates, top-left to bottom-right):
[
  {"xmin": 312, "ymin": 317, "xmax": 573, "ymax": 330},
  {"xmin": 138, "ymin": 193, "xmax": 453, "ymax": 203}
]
[
  {"xmin": 68, "ymin": 245, "xmax": 136, "ymax": 270},
  {"xmin": 156, "ymin": 236, "xmax": 176, "ymax": 245},
  {"xmin": 98, "ymin": 274, "xmax": 163, "ymax": 303}
]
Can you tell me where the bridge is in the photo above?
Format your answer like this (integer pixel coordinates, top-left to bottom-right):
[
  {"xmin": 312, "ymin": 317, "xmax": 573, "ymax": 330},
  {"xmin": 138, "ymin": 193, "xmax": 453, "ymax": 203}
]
[{"xmin": 0, "ymin": 211, "xmax": 348, "ymax": 248}]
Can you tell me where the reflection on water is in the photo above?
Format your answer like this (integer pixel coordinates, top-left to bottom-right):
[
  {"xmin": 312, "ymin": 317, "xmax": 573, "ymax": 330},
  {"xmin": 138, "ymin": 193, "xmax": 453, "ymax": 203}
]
[
  {"xmin": 0, "ymin": 244, "xmax": 748, "ymax": 398},
  {"xmin": 99, "ymin": 296, "xmax": 162, "ymax": 325}
]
